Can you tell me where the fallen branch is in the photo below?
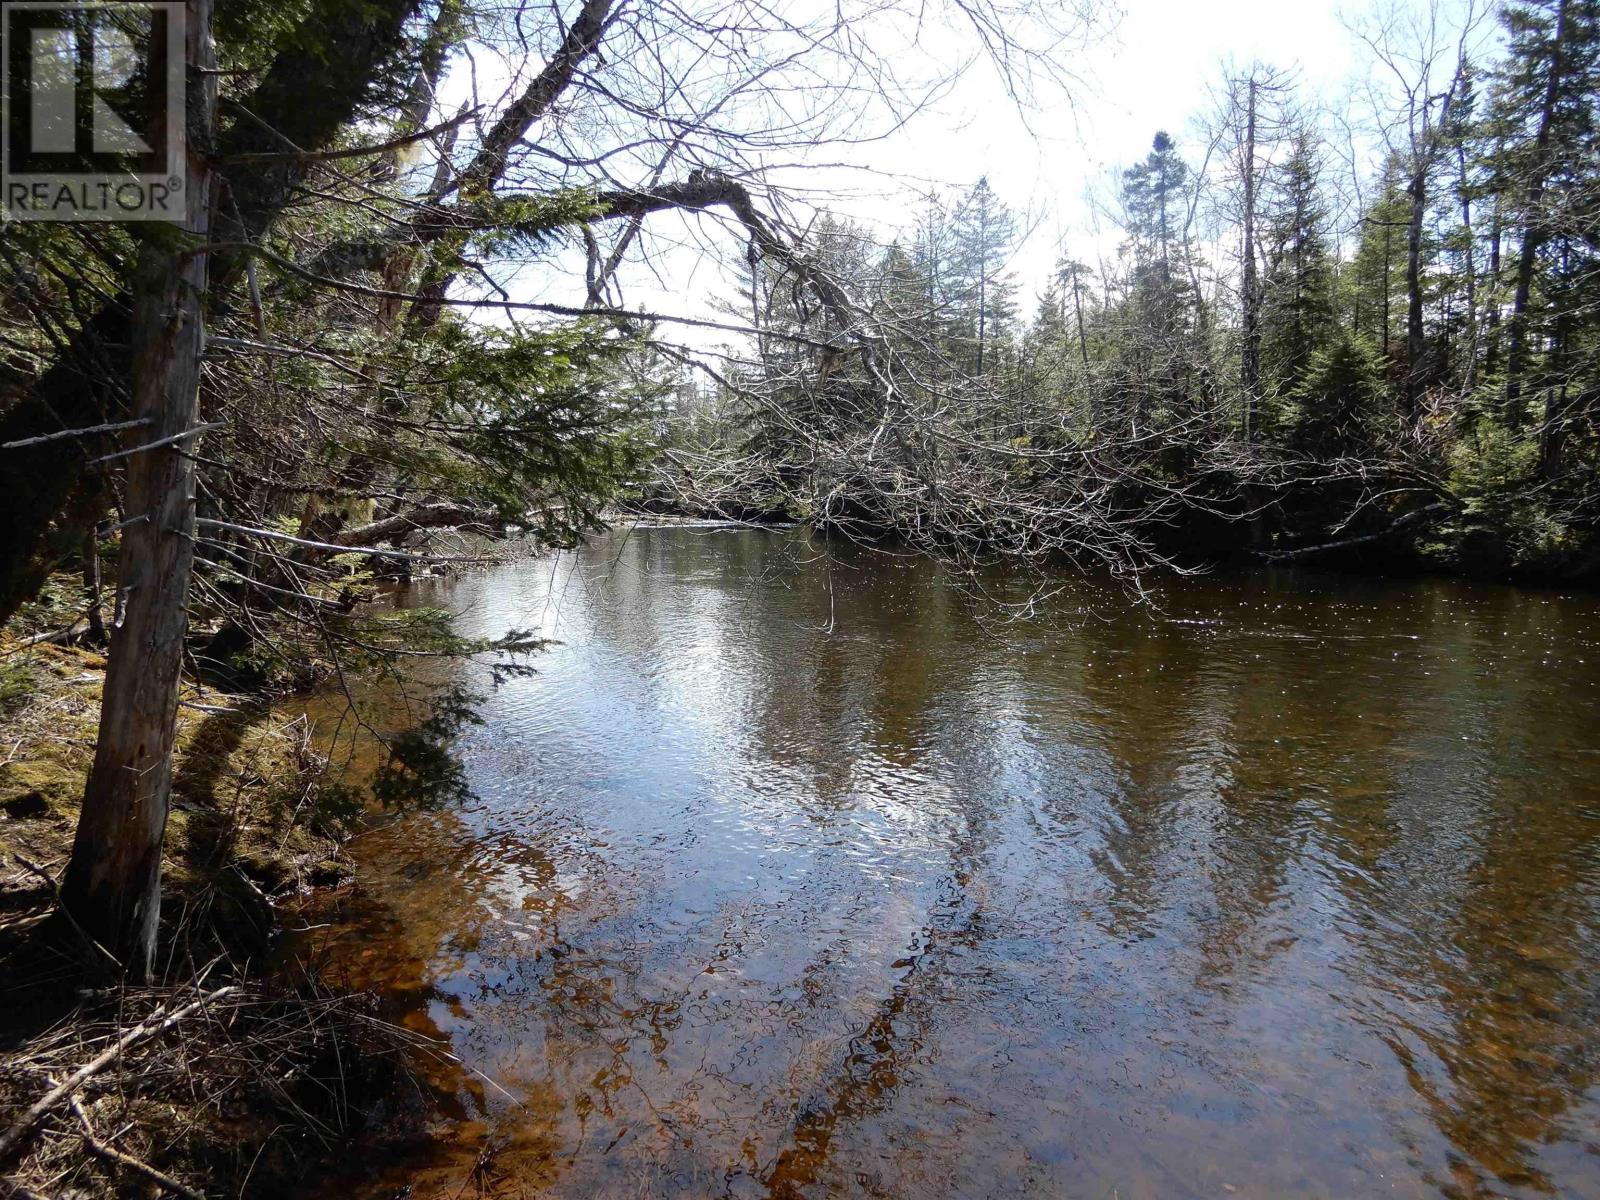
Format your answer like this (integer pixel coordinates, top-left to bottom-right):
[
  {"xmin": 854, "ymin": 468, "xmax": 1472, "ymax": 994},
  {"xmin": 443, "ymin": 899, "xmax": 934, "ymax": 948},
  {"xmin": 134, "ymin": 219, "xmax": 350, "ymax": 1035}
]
[
  {"xmin": 332, "ymin": 502, "xmax": 497, "ymax": 548},
  {"xmin": 85, "ymin": 422, "xmax": 227, "ymax": 466},
  {"xmin": 1258, "ymin": 501, "xmax": 1456, "ymax": 562},
  {"xmin": 69, "ymin": 1093, "xmax": 205, "ymax": 1200},
  {"xmin": 193, "ymin": 518, "xmax": 486, "ymax": 564},
  {"xmin": 0, "ymin": 418, "xmax": 150, "ymax": 451},
  {"xmin": 12, "ymin": 620, "xmax": 86, "ymax": 648},
  {"xmin": 0, "ymin": 986, "xmax": 237, "ymax": 1164}
]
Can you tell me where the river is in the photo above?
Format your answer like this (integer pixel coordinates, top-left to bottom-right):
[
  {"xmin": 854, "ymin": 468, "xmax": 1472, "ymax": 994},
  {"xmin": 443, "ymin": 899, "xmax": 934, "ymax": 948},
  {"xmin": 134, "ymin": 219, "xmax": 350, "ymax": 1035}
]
[{"xmin": 299, "ymin": 524, "xmax": 1600, "ymax": 1199}]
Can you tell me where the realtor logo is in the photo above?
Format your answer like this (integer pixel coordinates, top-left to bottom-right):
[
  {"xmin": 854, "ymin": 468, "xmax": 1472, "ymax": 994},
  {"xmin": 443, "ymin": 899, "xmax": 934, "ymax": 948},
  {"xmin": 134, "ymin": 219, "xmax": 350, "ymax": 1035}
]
[{"xmin": 2, "ymin": 2, "xmax": 185, "ymax": 221}]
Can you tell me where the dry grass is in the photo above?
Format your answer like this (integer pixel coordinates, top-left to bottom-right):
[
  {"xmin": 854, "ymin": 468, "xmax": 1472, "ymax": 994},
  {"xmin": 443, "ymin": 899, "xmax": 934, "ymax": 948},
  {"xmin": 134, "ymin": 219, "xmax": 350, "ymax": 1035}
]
[{"xmin": 0, "ymin": 967, "xmax": 427, "ymax": 1200}]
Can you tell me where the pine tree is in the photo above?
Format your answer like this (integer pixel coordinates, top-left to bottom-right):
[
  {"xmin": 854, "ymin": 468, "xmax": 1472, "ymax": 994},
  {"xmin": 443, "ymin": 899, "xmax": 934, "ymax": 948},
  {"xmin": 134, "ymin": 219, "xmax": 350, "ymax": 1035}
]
[
  {"xmin": 1259, "ymin": 128, "xmax": 1335, "ymax": 409},
  {"xmin": 949, "ymin": 177, "xmax": 1018, "ymax": 375},
  {"xmin": 1491, "ymin": 0, "xmax": 1600, "ymax": 474},
  {"xmin": 1347, "ymin": 158, "xmax": 1412, "ymax": 366},
  {"xmin": 1114, "ymin": 132, "xmax": 1205, "ymax": 423},
  {"xmin": 1121, "ymin": 132, "xmax": 1191, "ymax": 280}
]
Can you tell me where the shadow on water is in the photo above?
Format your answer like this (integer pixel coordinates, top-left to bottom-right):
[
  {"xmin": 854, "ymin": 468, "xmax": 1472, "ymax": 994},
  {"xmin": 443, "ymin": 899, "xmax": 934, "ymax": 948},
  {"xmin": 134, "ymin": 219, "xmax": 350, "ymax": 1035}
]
[{"xmin": 294, "ymin": 526, "xmax": 1600, "ymax": 1200}]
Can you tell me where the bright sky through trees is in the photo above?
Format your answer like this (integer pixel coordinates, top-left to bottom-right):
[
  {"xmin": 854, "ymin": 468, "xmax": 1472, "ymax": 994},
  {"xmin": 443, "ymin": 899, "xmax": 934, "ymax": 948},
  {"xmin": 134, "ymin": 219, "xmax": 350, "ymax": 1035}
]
[{"xmin": 435, "ymin": 0, "xmax": 1488, "ymax": 342}]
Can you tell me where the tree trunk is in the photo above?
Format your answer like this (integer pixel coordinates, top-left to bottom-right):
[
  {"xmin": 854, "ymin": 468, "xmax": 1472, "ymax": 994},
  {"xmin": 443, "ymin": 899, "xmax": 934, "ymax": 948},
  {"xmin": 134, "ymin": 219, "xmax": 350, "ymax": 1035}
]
[
  {"xmin": 1484, "ymin": 187, "xmax": 1503, "ymax": 377},
  {"xmin": 1070, "ymin": 267, "xmax": 1089, "ymax": 367},
  {"xmin": 1457, "ymin": 143, "xmax": 1479, "ymax": 394},
  {"xmin": 1240, "ymin": 78, "xmax": 1260, "ymax": 441},
  {"xmin": 61, "ymin": 0, "xmax": 216, "ymax": 979},
  {"xmin": 1404, "ymin": 167, "xmax": 1427, "ymax": 414}
]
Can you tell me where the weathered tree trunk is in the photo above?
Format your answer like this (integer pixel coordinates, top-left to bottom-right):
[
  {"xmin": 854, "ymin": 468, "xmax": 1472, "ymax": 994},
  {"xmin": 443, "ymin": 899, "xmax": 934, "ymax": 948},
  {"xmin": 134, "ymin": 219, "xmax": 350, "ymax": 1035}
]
[
  {"xmin": 1240, "ymin": 78, "xmax": 1261, "ymax": 441},
  {"xmin": 1404, "ymin": 167, "xmax": 1428, "ymax": 414},
  {"xmin": 1456, "ymin": 143, "xmax": 1479, "ymax": 394},
  {"xmin": 1070, "ymin": 266, "xmax": 1089, "ymax": 367},
  {"xmin": 1504, "ymin": 0, "xmax": 1569, "ymax": 425},
  {"xmin": 61, "ymin": 0, "xmax": 216, "ymax": 979},
  {"xmin": 1484, "ymin": 187, "xmax": 1503, "ymax": 377}
]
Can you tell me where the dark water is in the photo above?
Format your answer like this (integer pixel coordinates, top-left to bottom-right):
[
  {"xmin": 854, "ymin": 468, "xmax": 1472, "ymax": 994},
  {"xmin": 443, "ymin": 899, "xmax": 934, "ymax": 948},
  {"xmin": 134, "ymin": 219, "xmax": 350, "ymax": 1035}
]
[{"xmin": 303, "ymin": 525, "xmax": 1600, "ymax": 1200}]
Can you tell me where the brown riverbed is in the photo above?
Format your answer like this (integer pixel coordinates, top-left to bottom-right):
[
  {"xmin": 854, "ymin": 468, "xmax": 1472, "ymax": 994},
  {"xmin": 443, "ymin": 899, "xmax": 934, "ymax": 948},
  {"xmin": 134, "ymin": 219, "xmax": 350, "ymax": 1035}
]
[{"xmin": 297, "ymin": 525, "xmax": 1600, "ymax": 1199}]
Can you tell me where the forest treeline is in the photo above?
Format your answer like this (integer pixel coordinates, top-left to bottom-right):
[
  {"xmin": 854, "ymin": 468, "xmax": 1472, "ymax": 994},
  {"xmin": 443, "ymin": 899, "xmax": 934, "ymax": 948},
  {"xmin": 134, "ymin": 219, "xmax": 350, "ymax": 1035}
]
[{"xmin": 652, "ymin": 0, "xmax": 1600, "ymax": 581}]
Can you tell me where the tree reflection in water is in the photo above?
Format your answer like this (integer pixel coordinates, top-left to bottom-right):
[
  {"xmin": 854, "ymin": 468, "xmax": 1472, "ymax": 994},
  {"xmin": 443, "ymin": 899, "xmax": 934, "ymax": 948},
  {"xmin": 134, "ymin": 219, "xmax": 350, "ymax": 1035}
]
[{"xmin": 296, "ymin": 526, "xmax": 1600, "ymax": 1200}]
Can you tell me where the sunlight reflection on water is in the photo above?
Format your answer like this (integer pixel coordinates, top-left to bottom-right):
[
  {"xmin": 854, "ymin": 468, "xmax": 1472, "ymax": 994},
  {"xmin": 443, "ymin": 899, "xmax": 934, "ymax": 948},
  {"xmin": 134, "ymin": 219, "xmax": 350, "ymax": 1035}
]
[{"xmin": 298, "ymin": 526, "xmax": 1600, "ymax": 1200}]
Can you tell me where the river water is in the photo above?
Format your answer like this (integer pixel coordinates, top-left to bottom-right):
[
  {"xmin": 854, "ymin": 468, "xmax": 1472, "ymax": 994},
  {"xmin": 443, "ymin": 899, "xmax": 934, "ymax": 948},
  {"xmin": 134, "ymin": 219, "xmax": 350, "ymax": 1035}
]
[{"xmin": 301, "ymin": 525, "xmax": 1600, "ymax": 1199}]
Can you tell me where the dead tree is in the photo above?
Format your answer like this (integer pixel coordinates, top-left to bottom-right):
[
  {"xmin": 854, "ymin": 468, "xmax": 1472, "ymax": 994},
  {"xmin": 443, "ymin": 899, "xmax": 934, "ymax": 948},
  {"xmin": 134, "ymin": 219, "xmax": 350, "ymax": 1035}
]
[{"xmin": 61, "ymin": 0, "xmax": 218, "ymax": 977}]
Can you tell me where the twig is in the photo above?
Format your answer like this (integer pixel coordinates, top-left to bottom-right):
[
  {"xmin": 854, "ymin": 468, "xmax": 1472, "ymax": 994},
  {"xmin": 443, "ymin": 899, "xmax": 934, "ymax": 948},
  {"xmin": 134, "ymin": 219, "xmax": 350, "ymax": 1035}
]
[
  {"xmin": 0, "ymin": 418, "xmax": 150, "ymax": 451},
  {"xmin": 85, "ymin": 423, "xmax": 227, "ymax": 467},
  {"xmin": 12, "ymin": 620, "xmax": 86, "ymax": 648},
  {"xmin": 10, "ymin": 856, "xmax": 120, "ymax": 970},
  {"xmin": 221, "ymin": 108, "xmax": 479, "ymax": 165},
  {"xmin": 0, "ymin": 986, "xmax": 237, "ymax": 1163},
  {"xmin": 68, "ymin": 1093, "xmax": 206, "ymax": 1200},
  {"xmin": 0, "ymin": 1178, "xmax": 52, "ymax": 1200}
]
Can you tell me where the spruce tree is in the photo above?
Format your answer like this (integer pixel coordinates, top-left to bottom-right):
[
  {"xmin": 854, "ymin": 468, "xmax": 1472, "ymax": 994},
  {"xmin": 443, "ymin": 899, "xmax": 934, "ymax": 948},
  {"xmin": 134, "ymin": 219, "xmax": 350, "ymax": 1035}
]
[{"xmin": 949, "ymin": 177, "xmax": 1019, "ymax": 375}]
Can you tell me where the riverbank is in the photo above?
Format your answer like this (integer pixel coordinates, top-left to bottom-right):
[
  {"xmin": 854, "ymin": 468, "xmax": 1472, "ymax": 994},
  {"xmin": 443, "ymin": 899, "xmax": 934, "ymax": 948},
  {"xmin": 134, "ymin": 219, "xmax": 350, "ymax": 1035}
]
[
  {"xmin": 0, "ymin": 630, "xmax": 407, "ymax": 1199},
  {"xmin": 625, "ymin": 494, "xmax": 1600, "ymax": 588}
]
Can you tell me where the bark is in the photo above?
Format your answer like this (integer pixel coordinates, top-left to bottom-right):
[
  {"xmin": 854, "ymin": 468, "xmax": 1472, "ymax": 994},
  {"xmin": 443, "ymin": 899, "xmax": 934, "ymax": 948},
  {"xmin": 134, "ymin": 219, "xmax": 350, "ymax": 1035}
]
[
  {"xmin": 1456, "ymin": 142, "xmax": 1479, "ymax": 392},
  {"xmin": 1240, "ymin": 79, "xmax": 1261, "ymax": 439},
  {"xmin": 1405, "ymin": 167, "xmax": 1427, "ymax": 412},
  {"xmin": 60, "ymin": 0, "xmax": 217, "ymax": 978},
  {"xmin": 1484, "ymin": 186, "xmax": 1503, "ymax": 376}
]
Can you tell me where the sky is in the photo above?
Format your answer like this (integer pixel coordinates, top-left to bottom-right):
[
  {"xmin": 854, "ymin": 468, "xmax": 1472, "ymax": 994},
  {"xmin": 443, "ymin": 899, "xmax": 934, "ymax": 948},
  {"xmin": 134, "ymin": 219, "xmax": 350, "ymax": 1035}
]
[{"xmin": 776, "ymin": 0, "xmax": 1367, "ymax": 301}]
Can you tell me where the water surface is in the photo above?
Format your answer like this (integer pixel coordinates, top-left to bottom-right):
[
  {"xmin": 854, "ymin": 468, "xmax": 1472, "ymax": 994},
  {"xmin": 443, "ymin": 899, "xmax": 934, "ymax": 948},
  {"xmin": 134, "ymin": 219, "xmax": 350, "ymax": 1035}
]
[{"xmin": 304, "ymin": 526, "xmax": 1600, "ymax": 1199}]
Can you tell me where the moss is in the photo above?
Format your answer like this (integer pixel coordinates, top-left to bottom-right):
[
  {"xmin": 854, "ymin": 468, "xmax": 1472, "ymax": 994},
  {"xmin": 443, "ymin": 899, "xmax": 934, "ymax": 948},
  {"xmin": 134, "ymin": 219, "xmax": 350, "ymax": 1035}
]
[
  {"xmin": 0, "ymin": 622, "xmax": 354, "ymax": 911},
  {"xmin": 0, "ymin": 592, "xmax": 401, "ymax": 1200}
]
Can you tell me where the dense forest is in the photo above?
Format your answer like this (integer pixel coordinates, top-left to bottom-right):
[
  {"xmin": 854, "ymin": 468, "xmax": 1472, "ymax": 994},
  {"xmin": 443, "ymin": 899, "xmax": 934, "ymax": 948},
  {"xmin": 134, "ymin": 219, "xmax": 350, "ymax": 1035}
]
[
  {"xmin": 0, "ymin": 0, "xmax": 1597, "ymax": 1193},
  {"xmin": 654, "ymin": 1, "xmax": 1600, "ymax": 581}
]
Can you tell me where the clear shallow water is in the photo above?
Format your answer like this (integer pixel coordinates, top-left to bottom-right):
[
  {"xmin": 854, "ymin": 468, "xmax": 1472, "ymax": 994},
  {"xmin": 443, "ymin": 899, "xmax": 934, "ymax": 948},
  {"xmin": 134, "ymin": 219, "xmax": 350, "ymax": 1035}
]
[{"xmin": 301, "ymin": 526, "xmax": 1600, "ymax": 1199}]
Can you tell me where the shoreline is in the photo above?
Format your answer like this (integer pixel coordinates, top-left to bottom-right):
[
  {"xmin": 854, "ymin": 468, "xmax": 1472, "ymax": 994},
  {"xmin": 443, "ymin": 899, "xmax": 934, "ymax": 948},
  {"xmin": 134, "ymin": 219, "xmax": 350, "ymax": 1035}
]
[{"xmin": 0, "ymin": 632, "xmax": 414, "ymax": 1200}]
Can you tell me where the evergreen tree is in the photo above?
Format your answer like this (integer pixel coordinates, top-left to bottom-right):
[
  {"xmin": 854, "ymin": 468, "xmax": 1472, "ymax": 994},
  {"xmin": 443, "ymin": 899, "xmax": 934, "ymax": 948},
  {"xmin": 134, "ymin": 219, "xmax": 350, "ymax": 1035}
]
[
  {"xmin": 949, "ymin": 177, "xmax": 1018, "ymax": 374},
  {"xmin": 1259, "ymin": 127, "xmax": 1336, "ymax": 408},
  {"xmin": 1347, "ymin": 158, "xmax": 1412, "ymax": 367},
  {"xmin": 1491, "ymin": 0, "xmax": 1600, "ymax": 469},
  {"xmin": 1114, "ymin": 132, "xmax": 1206, "ymax": 424}
]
